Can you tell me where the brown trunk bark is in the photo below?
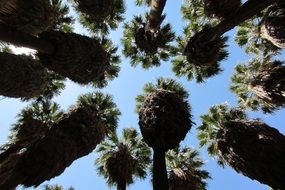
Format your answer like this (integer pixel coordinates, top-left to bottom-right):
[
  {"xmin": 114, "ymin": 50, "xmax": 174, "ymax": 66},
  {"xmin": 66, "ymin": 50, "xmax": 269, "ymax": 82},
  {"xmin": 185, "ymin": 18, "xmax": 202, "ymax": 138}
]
[
  {"xmin": 217, "ymin": 120, "xmax": 285, "ymax": 190},
  {"xmin": 205, "ymin": 0, "xmax": 278, "ymax": 41},
  {"xmin": 117, "ymin": 180, "xmax": 126, "ymax": 190},
  {"xmin": 0, "ymin": 22, "xmax": 54, "ymax": 54},
  {"xmin": 153, "ymin": 148, "xmax": 169, "ymax": 190},
  {"xmin": 146, "ymin": 0, "xmax": 167, "ymax": 30}
]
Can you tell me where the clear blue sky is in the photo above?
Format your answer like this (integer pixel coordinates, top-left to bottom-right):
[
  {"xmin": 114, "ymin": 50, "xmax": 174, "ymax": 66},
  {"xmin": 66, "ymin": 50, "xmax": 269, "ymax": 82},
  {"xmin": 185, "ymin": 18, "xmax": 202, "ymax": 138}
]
[{"xmin": 1, "ymin": 1, "xmax": 284, "ymax": 190}]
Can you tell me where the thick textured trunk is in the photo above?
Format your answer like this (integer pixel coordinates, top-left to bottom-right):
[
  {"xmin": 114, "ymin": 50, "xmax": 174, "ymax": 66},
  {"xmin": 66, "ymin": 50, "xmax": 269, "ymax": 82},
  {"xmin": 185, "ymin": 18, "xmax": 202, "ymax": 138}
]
[
  {"xmin": 153, "ymin": 148, "xmax": 169, "ymax": 190},
  {"xmin": 117, "ymin": 180, "xmax": 126, "ymax": 190},
  {"xmin": 217, "ymin": 120, "xmax": 285, "ymax": 189},
  {"xmin": 146, "ymin": 0, "xmax": 167, "ymax": 30},
  {"xmin": 205, "ymin": 0, "xmax": 278, "ymax": 41},
  {"xmin": 0, "ymin": 22, "xmax": 54, "ymax": 54},
  {"xmin": 0, "ymin": 107, "xmax": 106, "ymax": 189},
  {"xmin": 250, "ymin": 62, "xmax": 285, "ymax": 107}
]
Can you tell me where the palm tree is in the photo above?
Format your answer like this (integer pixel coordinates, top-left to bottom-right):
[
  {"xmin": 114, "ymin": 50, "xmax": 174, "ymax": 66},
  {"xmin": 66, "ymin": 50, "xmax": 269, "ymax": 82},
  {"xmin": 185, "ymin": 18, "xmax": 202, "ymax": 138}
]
[
  {"xmin": 230, "ymin": 57, "xmax": 285, "ymax": 113},
  {"xmin": 71, "ymin": 0, "xmax": 125, "ymax": 34},
  {"xmin": 96, "ymin": 128, "xmax": 151, "ymax": 190},
  {"xmin": 0, "ymin": 22, "xmax": 120, "ymax": 86},
  {"xmin": 0, "ymin": 0, "xmax": 54, "ymax": 35},
  {"xmin": 136, "ymin": 78, "xmax": 192, "ymax": 190},
  {"xmin": 261, "ymin": 1, "xmax": 285, "ymax": 48},
  {"xmin": 235, "ymin": 13, "xmax": 280, "ymax": 56},
  {"xmin": 166, "ymin": 147, "xmax": 211, "ymax": 190},
  {"xmin": 203, "ymin": 0, "xmax": 241, "ymax": 20},
  {"xmin": 172, "ymin": 0, "xmax": 228, "ymax": 82},
  {"xmin": 197, "ymin": 103, "xmax": 285, "ymax": 190},
  {"xmin": 0, "ymin": 92, "xmax": 120, "ymax": 189},
  {"xmin": 122, "ymin": 0, "xmax": 175, "ymax": 68},
  {"xmin": 183, "ymin": 0, "xmax": 279, "ymax": 68},
  {"xmin": 0, "ymin": 52, "xmax": 48, "ymax": 99}
]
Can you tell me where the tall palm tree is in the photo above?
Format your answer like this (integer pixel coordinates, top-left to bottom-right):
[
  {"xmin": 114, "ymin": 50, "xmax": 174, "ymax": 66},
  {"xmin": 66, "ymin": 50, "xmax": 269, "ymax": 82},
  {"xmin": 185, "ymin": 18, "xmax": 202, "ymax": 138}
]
[
  {"xmin": 166, "ymin": 147, "xmax": 211, "ymax": 190},
  {"xmin": 230, "ymin": 57, "xmax": 285, "ymax": 113},
  {"xmin": 235, "ymin": 13, "xmax": 280, "ymax": 56},
  {"xmin": 122, "ymin": 0, "xmax": 175, "ymax": 68},
  {"xmin": 96, "ymin": 128, "xmax": 151, "ymax": 190},
  {"xmin": 71, "ymin": 0, "xmax": 125, "ymax": 34},
  {"xmin": 136, "ymin": 78, "xmax": 192, "ymax": 190},
  {"xmin": 261, "ymin": 1, "xmax": 285, "ymax": 48},
  {"xmin": 0, "ymin": 52, "xmax": 48, "ymax": 99},
  {"xmin": 0, "ymin": 22, "xmax": 120, "ymax": 86},
  {"xmin": 172, "ymin": 0, "xmax": 228, "ymax": 82},
  {"xmin": 0, "ymin": 0, "xmax": 54, "ymax": 35},
  {"xmin": 197, "ymin": 103, "xmax": 285, "ymax": 190},
  {"xmin": 203, "ymin": 0, "xmax": 241, "ymax": 20},
  {"xmin": 0, "ymin": 92, "xmax": 120, "ymax": 189},
  {"xmin": 184, "ymin": 0, "xmax": 280, "ymax": 69}
]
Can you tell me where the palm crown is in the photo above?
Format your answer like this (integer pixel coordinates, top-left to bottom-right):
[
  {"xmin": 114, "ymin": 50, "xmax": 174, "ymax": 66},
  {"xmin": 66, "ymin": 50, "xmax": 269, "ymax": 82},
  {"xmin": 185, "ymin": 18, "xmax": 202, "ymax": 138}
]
[{"xmin": 96, "ymin": 128, "xmax": 151, "ymax": 189}]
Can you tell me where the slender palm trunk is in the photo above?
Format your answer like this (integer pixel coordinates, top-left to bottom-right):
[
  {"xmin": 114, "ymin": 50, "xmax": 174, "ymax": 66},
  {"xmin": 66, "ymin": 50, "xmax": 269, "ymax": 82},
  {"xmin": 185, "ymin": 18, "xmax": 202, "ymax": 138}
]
[
  {"xmin": 0, "ymin": 22, "xmax": 54, "ymax": 54},
  {"xmin": 117, "ymin": 180, "xmax": 126, "ymax": 190},
  {"xmin": 146, "ymin": 0, "xmax": 167, "ymax": 30},
  {"xmin": 205, "ymin": 0, "xmax": 278, "ymax": 41},
  {"xmin": 153, "ymin": 148, "xmax": 169, "ymax": 190}
]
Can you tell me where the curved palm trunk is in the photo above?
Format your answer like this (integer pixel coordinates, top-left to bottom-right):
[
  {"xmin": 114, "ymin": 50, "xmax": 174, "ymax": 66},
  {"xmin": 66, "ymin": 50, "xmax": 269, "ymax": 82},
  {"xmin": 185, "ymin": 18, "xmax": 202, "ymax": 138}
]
[
  {"xmin": 217, "ymin": 120, "xmax": 285, "ymax": 190},
  {"xmin": 146, "ymin": 0, "xmax": 167, "ymax": 30},
  {"xmin": 0, "ymin": 107, "xmax": 106, "ymax": 189},
  {"xmin": 0, "ymin": 22, "xmax": 54, "ymax": 54},
  {"xmin": 204, "ymin": 0, "xmax": 278, "ymax": 41},
  {"xmin": 117, "ymin": 180, "xmax": 126, "ymax": 190},
  {"xmin": 153, "ymin": 148, "xmax": 169, "ymax": 190}
]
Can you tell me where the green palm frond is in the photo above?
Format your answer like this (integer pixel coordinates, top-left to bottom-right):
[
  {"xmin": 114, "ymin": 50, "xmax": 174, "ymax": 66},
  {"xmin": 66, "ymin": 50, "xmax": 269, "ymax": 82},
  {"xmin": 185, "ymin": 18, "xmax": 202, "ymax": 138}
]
[
  {"xmin": 197, "ymin": 103, "xmax": 247, "ymax": 165},
  {"xmin": 135, "ymin": 77, "xmax": 189, "ymax": 112},
  {"xmin": 76, "ymin": 92, "xmax": 121, "ymax": 135},
  {"xmin": 95, "ymin": 127, "xmax": 151, "ymax": 187},
  {"xmin": 135, "ymin": 0, "xmax": 151, "ymax": 6},
  {"xmin": 44, "ymin": 184, "xmax": 75, "ymax": 190},
  {"xmin": 122, "ymin": 14, "xmax": 175, "ymax": 69}
]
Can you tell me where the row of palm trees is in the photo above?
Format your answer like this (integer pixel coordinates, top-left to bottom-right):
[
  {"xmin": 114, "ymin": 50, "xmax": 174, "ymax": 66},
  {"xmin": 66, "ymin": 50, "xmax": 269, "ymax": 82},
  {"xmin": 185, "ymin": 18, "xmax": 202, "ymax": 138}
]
[{"xmin": 0, "ymin": 0, "xmax": 285, "ymax": 189}]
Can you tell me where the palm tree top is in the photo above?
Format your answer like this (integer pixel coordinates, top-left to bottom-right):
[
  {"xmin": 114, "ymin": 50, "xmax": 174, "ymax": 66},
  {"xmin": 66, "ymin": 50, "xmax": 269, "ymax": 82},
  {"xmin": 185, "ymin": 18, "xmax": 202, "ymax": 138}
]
[
  {"xmin": 135, "ymin": 78, "xmax": 190, "ymax": 112},
  {"xmin": 95, "ymin": 127, "xmax": 151, "ymax": 187},
  {"xmin": 135, "ymin": 0, "xmax": 151, "ymax": 6},
  {"xmin": 197, "ymin": 103, "xmax": 247, "ymax": 164},
  {"xmin": 75, "ymin": 92, "xmax": 121, "ymax": 135}
]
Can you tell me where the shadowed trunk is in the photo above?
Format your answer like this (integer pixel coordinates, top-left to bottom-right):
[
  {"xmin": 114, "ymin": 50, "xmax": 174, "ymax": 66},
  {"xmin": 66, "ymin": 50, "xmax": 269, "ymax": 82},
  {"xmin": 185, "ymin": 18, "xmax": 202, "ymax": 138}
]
[
  {"xmin": 217, "ymin": 120, "xmax": 285, "ymax": 189},
  {"xmin": 153, "ymin": 148, "xmax": 168, "ymax": 190},
  {"xmin": 0, "ymin": 22, "xmax": 54, "ymax": 54},
  {"xmin": 117, "ymin": 180, "xmax": 126, "ymax": 190},
  {"xmin": 205, "ymin": 0, "xmax": 278, "ymax": 41},
  {"xmin": 146, "ymin": 0, "xmax": 167, "ymax": 30},
  {"xmin": 0, "ymin": 107, "xmax": 106, "ymax": 189}
]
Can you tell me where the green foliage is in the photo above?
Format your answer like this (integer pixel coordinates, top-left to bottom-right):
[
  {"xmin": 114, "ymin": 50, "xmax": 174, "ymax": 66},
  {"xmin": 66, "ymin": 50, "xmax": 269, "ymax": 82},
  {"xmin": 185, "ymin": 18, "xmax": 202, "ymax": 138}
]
[
  {"xmin": 235, "ymin": 14, "xmax": 280, "ymax": 56},
  {"xmin": 172, "ymin": 0, "xmax": 228, "ymax": 83},
  {"xmin": 135, "ymin": 0, "xmax": 151, "ymax": 6},
  {"xmin": 167, "ymin": 147, "xmax": 211, "ymax": 190},
  {"xmin": 135, "ymin": 78, "xmax": 189, "ymax": 112},
  {"xmin": 44, "ymin": 184, "xmax": 75, "ymax": 190},
  {"xmin": 197, "ymin": 103, "xmax": 247, "ymax": 165},
  {"xmin": 230, "ymin": 57, "xmax": 285, "ymax": 113},
  {"xmin": 95, "ymin": 127, "xmax": 151, "ymax": 187},
  {"xmin": 76, "ymin": 92, "xmax": 121, "ymax": 135},
  {"xmin": 122, "ymin": 15, "xmax": 176, "ymax": 69}
]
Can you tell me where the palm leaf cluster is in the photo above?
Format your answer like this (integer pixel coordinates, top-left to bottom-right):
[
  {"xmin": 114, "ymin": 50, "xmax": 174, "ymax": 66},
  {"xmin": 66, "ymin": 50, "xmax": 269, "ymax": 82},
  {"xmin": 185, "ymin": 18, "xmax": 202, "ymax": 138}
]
[
  {"xmin": 167, "ymin": 147, "xmax": 211, "ymax": 190},
  {"xmin": 96, "ymin": 128, "xmax": 151, "ymax": 190},
  {"xmin": 122, "ymin": 15, "xmax": 175, "ymax": 68},
  {"xmin": 172, "ymin": 0, "xmax": 228, "ymax": 82},
  {"xmin": 72, "ymin": 0, "xmax": 125, "ymax": 34}
]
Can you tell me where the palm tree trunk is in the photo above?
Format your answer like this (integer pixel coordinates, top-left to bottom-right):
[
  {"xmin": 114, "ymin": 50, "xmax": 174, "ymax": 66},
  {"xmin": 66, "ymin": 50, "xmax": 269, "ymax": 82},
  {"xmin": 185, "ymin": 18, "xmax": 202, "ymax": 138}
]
[
  {"xmin": 117, "ymin": 180, "xmax": 126, "ymax": 190},
  {"xmin": 153, "ymin": 148, "xmax": 169, "ymax": 190},
  {"xmin": 0, "ymin": 22, "xmax": 54, "ymax": 54},
  {"xmin": 217, "ymin": 120, "xmax": 285, "ymax": 190},
  {"xmin": 146, "ymin": 0, "xmax": 167, "ymax": 30},
  {"xmin": 205, "ymin": 0, "xmax": 278, "ymax": 41}
]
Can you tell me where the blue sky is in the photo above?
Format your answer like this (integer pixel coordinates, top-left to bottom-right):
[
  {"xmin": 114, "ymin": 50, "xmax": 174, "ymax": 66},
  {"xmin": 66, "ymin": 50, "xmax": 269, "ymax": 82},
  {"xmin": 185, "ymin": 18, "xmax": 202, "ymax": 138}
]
[{"xmin": 1, "ymin": 1, "xmax": 285, "ymax": 190}]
